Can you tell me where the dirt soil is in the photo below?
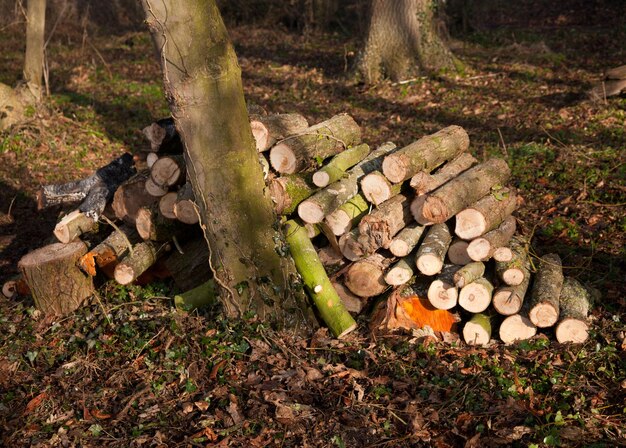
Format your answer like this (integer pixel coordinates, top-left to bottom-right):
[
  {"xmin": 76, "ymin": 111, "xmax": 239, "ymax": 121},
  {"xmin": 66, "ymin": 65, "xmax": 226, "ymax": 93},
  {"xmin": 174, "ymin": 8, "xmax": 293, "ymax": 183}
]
[{"xmin": 0, "ymin": 7, "xmax": 625, "ymax": 448}]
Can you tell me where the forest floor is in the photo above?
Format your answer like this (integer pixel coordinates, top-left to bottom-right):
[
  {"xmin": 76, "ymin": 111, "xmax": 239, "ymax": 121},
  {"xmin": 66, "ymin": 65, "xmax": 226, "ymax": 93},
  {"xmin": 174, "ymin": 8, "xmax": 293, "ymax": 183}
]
[{"xmin": 0, "ymin": 13, "xmax": 625, "ymax": 448}]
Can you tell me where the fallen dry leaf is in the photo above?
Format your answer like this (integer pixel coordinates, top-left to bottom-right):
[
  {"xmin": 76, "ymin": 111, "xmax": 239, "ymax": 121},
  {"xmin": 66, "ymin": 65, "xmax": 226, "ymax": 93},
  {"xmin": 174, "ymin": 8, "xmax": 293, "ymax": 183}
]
[{"xmin": 23, "ymin": 392, "xmax": 48, "ymax": 416}]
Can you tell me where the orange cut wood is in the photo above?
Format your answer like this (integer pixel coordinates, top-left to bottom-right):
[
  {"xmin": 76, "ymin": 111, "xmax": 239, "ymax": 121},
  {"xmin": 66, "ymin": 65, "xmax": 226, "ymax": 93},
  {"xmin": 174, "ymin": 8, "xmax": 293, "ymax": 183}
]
[{"xmin": 398, "ymin": 295, "xmax": 457, "ymax": 332}]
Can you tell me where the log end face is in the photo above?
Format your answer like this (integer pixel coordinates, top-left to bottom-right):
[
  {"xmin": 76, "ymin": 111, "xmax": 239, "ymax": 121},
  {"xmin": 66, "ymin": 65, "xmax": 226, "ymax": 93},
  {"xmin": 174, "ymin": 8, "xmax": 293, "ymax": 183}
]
[
  {"xmin": 463, "ymin": 321, "xmax": 490, "ymax": 346},
  {"xmin": 114, "ymin": 265, "xmax": 135, "ymax": 285},
  {"xmin": 427, "ymin": 280, "xmax": 458, "ymax": 310},
  {"xmin": 298, "ymin": 201, "xmax": 326, "ymax": 224},
  {"xmin": 416, "ymin": 254, "xmax": 443, "ymax": 276},
  {"xmin": 499, "ymin": 314, "xmax": 537, "ymax": 345},
  {"xmin": 458, "ymin": 282, "xmax": 491, "ymax": 313},
  {"xmin": 421, "ymin": 196, "xmax": 448, "ymax": 224},
  {"xmin": 448, "ymin": 240, "xmax": 472, "ymax": 265},
  {"xmin": 454, "ymin": 210, "xmax": 486, "ymax": 240},
  {"xmin": 19, "ymin": 241, "xmax": 88, "ymax": 267},
  {"xmin": 467, "ymin": 238, "xmax": 490, "ymax": 262},
  {"xmin": 381, "ymin": 155, "xmax": 406, "ymax": 183},
  {"xmin": 312, "ymin": 171, "xmax": 330, "ymax": 188},
  {"xmin": 493, "ymin": 247, "xmax": 513, "ymax": 262},
  {"xmin": 555, "ymin": 319, "xmax": 589, "ymax": 344},
  {"xmin": 250, "ymin": 121, "xmax": 270, "ymax": 151},
  {"xmin": 270, "ymin": 144, "xmax": 297, "ymax": 174},
  {"xmin": 529, "ymin": 303, "xmax": 559, "ymax": 328},
  {"xmin": 502, "ymin": 269, "xmax": 524, "ymax": 286},
  {"xmin": 493, "ymin": 290, "xmax": 523, "ymax": 315},
  {"xmin": 389, "ymin": 240, "xmax": 410, "ymax": 258},
  {"xmin": 325, "ymin": 211, "xmax": 351, "ymax": 236}
]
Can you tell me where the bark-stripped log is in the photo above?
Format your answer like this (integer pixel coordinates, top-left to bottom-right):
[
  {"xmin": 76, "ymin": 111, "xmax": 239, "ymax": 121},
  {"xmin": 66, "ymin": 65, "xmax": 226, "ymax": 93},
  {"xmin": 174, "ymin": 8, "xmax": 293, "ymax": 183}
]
[
  {"xmin": 146, "ymin": 152, "xmax": 159, "ymax": 168},
  {"xmin": 141, "ymin": 117, "xmax": 182, "ymax": 153},
  {"xmin": 297, "ymin": 142, "xmax": 396, "ymax": 223},
  {"xmin": 384, "ymin": 256, "xmax": 415, "ymax": 286},
  {"xmin": 283, "ymin": 220, "xmax": 356, "ymax": 338},
  {"xmin": 455, "ymin": 187, "xmax": 517, "ymax": 240},
  {"xmin": 415, "ymin": 223, "xmax": 452, "ymax": 276},
  {"xmin": 418, "ymin": 158, "xmax": 511, "ymax": 224},
  {"xmin": 114, "ymin": 241, "xmax": 170, "ymax": 285},
  {"xmin": 458, "ymin": 277, "xmax": 493, "ymax": 313},
  {"xmin": 53, "ymin": 210, "xmax": 97, "ymax": 244},
  {"xmin": 453, "ymin": 261, "xmax": 485, "ymax": 288},
  {"xmin": 555, "ymin": 277, "xmax": 590, "ymax": 343},
  {"xmin": 345, "ymin": 253, "xmax": 391, "ymax": 298},
  {"xmin": 270, "ymin": 114, "xmax": 361, "ymax": 174},
  {"xmin": 410, "ymin": 153, "xmax": 477, "ymax": 195},
  {"xmin": 382, "ymin": 125, "xmax": 470, "ymax": 183},
  {"xmin": 492, "ymin": 272, "xmax": 531, "ymax": 316},
  {"xmin": 447, "ymin": 238, "xmax": 472, "ymax": 265},
  {"xmin": 467, "ymin": 215, "xmax": 517, "ymax": 261},
  {"xmin": 528, "ymin": 253, "xmax": 563, "ymax": 328},
  {"xmin": 360, "ymin": 170, "xmax": 401, "ymax": 205},
  {"xmin": 427, "ymin": 264, "xmax": 460, "ymax": 310},
  {"xmin": 312, "ymin": 143, "xmax": 370, "ymax": 187},
  {"xmin": 269, "ymin": 173, "xmax": 318, "ymax": 215},
  {"xmin": 112, "ymin": 172, "xmax": 158, "ymax": 225},
  {"xmin": 250, "ymin": 113, "xmax": 309, "ymax": 152},
  {"xmin": 499, "ymin": 313, "xmax": 537, "ymax": 344},
  {"xmin": 463, "ymin": 313, "xmax": 491, "ymax": 346},
  {"xmin": 18, "ymin": 242, "xmax": 94, "ymax": 315},
  {"xmin": 388, "ymin": 223, "xmax": 426, "ymax": 257},
  {"xmin": 324, "ymin": 193, "xmax": 369, "ymax": 236},
  {"xmin": 78, "ymin": 225, "xmax": 140, "ymax": 276},
  {"xmin": 358, "ymin": 194, "xmax": 413, "ymax": 254},
  {"xmin": 150, "ymin": 154, "xmax": 185, "ymax": 188},
  {"xmin": 173, "ymin": 183, "xmax": 199, "ymax": 224}
]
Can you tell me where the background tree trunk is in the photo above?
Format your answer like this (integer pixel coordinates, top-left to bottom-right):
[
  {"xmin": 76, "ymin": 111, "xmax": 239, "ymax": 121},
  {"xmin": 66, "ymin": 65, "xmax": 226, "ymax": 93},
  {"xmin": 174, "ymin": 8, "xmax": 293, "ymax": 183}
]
[
  {"xmin": 24, "ymin": 0, "xmax": 46, "ymax": 99},
  {"xmin": 357, "ymin": 0, "xmax": 458, "ymax": 83},
  {"xmin": 141, "ymin": 0, "xmax": 312, "ymax": 328}
]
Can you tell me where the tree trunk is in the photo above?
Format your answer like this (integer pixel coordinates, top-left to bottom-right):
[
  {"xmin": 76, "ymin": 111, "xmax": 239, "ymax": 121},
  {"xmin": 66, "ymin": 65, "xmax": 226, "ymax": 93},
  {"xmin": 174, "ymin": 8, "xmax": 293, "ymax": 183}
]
[
  {"xmin": 142, "ymin": 0, "xmax": 310, "ymax": 325},
  {"xmin": 357, "ymin": 0, "xmax": 459, "ymax": 83},
  {"xmin": 24, "ymin": 0, "xmax": 46, "ymax": 99}
]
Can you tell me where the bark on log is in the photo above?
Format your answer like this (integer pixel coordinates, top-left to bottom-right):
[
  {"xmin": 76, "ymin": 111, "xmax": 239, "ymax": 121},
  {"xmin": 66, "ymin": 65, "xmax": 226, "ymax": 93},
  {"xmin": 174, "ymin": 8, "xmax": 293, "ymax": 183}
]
[
  {"xmin": 384, "ymin": 256, "xmax": 415, "ymax": 286},
  {"xmin": 18, "ymin": 242, "xmax": 94, "ymax": 315},
  {"xmin": 447, "ymin": 238, "xmax": 472, "ymax": 265},
  {"xmin": 555, "ymin": 277, "xmax": 590, "ymax": 343},
  {"xmin": 357, "ymin": 194, "xmax": 413, "ymax": 254},
  {"xmin": 317, "ymin": 246, "xmax": 346, "ymax": 274},
  {"xmin": 324, "ymin": 193, "xmax": 369, "ymax": 236},
  {"xmin": 528, "ymin": 253, "xmax": 563, "ymax": 328},
  {"xmin": 297, "ymin": 141, "xmax": 396, "ymax": 223},
  {"xmin": 588, "ymin": 79, "xmax": 626, "ymax": 101},
  {"xmin": 467, "ymin": 215, "xmax": 517, "ymax": 262},
  {"xmin": 418, "ymin": 158, "xmax": 511, "ymax": 224},
  {"xmin": 463, "ymin": 313, "xmax": 491, "ymax": 346},
  {"xmin": 499, "ymin": 313, "xmax": 537, "ymax": 345},
  {"xmin": 270, "ymin": 114, "xmax": 362, "ymax": 174},
  {"xmin": 150, "ymin": 154, "xmax": 185, "ymax": 188},
  {"xmin": 455, "ymin": 187, "xmax": 517, "ymax": 240},
  {"xmin": 174, "ymin": 279, "xmax": 216, "ymax": 310},
  {"xmin": 136, "ymin": 206, "xmax": 182, "ymax": 242},
  {"xmin": 344, "ymin": 253, "xmax": 391, "ymax": 298},
  {"xmin": 283, "ymin": 220, "xmax": 356, "ymax": 338},
  {"xmin": 382, "ymin": 125, "xmax": 470, "ymax": 183},
  {"xmin": 410, "ymin": 153, "xmax": 477, "ymax": 195},
  {"xmin": 141, "ymin": 117, "xmax": 183, "ymax": 153},
  {"xmin": 312, "ymin": 143, "xmax": 370, "ymax": 187},
  {"xmin": 453, "ymin": 261, "xmax": 485, "ymax": 288},
  {"xmin": 332, "ymin": 281, "xmax": 366, "ymax": 314},
  {"xmin": 458, "ymin": 277, "xmax": 493, "ymax": 313},
  {"xmin": 492, "ymin": 273, "xmax": 531, "ymax": 316},
  {"xmin": 360, "ymin": 170, "xmax": 401, "ymax": 205},
  {"xmin": 338, "ymin": 228, "xmax": 365, "ymax": 261},
  {"xmin": 53, "ymin": 210, "xmax": 97, "ymax": 244},
  {"xmin": 607, "ymin": 64, "xmax": 626, "ymax": 80},
  {"xmin": 427, "ymin": 264, "xmax": 460, "ymax": 310},
  {"xmin": 78, "ymin": 225, "xmax": 140, "ymax": 276},
  {"xmin": 38, "ymin": 153, "xmax": 136, "ymax": 220},
  {"xmin": 388, "ymin": 223, "xmax": 426, "ymax": 257},
  {"xmin": 250, "ymin": 113, "xmax": 309, "ymax": 152},
  {"xmin": 269, "ymin": 173, "xmax": 318, "ymax": 215},
  {"xmin": 159, "ymin": 191, "xmax": 178, "ymax": 220},
  {"xmin": 164, "ymin": 238, "xmax": 212, "ymax": 291},
  {"xmin": 173, "ymin": 183, "xmax": 199, "ymax": 224},
  {"xmin": 114, "ymin": 241, "xmax": 169, "ymax": 285},
  {"xmin": 415, "ymin": 223, "xmax": 452, "ymax": 276},
  {"xmin": 495, "ymin": 237, "xmax": 530, "ymax": 286},
  {"xmin": 111, "ymin": 172, "xmax": 158, "ymax": 225}
]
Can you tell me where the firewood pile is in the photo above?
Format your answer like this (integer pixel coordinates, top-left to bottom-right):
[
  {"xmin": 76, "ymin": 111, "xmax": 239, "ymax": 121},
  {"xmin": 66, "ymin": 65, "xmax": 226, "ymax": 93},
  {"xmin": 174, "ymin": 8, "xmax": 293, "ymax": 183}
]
[{"xmin": 4, "ymin": 111, "xmax": 592, "ymax": 345}]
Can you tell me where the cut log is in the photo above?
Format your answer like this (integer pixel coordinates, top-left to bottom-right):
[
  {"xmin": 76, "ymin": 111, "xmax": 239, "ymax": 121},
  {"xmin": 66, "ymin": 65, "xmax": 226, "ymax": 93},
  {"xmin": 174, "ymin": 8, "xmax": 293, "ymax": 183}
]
[
  {"xmin": 269, "ymin": 114, "xmax": 361, "ymax": 174},
  {"xmin": 38, "ymin": 153, "xmax": 135, "ymax": 220},
  {"xmin": 283, "ymin": 220, "xmax": 356, "ymax": 338},
  {"xmin": 384, "ymin": 256, "xmax": 415, "ymax": 286},
  {"xmin": 2, "ymin": 277, "xmax": 29, "ymax": 299},
  {"xmin": 410, "ymin": 153, "xmax": 477, "ymax": 195},
  {"xmin": 338, "ymin": 228, "xmax": 365, "ymax": 261},
  {"xmin": 495, "ymin": 238, "xmax": 530, "ymax": 286},
  {"xmin": 250, "ymin": 113, "xmax": 309, "ymax": 152},
  {"xmin": 144, "ymin": 177, "xmax": 169, "ymax": 197},
  {"xmin": 588, "ymin": 79, "xmax": 626, "ymax": 100},
  {"xmin": 528, "ymin": 253, "xmax": 563, "ymax": 328},
  {"xmin": 317, "ymin": 246, "xmax": 346, "ymax": 274},
  {"xmin": 453, "ymin": 261, "xmax": 486, "ymax": 288},
  {"xmin": 297, "ymin": 141, "xmax": 397, "ymax": 223},
  {"xmin": 114, "ymin": 241, "xmax": 170, "ymax": 285},
  {"xmin": 357, "ymin": 194, "xmax": 413, "ymax": 254},
  {"xmin": 499, "ymin": 314, "xmax": 537, "ymax": 344},
  {"xmin": 492, "ymin": 273, "xmax": 531, "ymax": 316},
  {"xmin": 164, "ymin": 238, "xmax": 211, "ymax": 291},
  {"xmin": 324, "ymin": 193, "xmax": 369, "ymax": 236},
  {"xmin": 606, "ymin": 64, "xmax": 626, "ymax": 80},
  {"xmin": 269, "ymin": 173, "xmax": 318, "ymax": 215},
  {"xmin": 555, "ymin": 277, "xmax": 590, "ymax": 344},
  {"xmin": 455, "ymin": 187, "xmax": 517, "ymax": 240},
  {"xmin": 467, "ymin": 215, "xmax": 517, "ymax": 261},
  {"xmin": 493, "ymin": 246, "xmax": 513, "ymax": 262},
  {"xmin": 78, "ymin": 225, "xmax": 141, "ymax": 276},
  {"xmin": 312, "ymin": 143, "xmax": 370, "ymax": 187},
  {"xmin": 458, "ymin": 277, "xmax": 494, "ymax": 313},
  {"xmin": 415, "ymin": 223, "xmax": 452, "ymax": 276},
  {"xmin": 174, "ymin": 279, "xmax": 217, "ymax": 310},
  {"xmin": 159, "ymin": 191, "xmax": 178, "ymax": 220},
  {"xmin": 112, "ymin": 172, "xmax": 158, "ymax": 225},
  {"xmin": 53, "ymin": 210, "xmax": 97, "ymax": 244},
  {"xmin": 18, "ymin": 242, "xmax": 94, "ymax": 315},
  {"xmin": 447, "ymin": 238, "xmax": 472, "ymax": 265},
  {"xmin": 427, "ymin": 264, "xmax": 460, "ymax": 310},
  {"xmin": 146, "ymin": 152, "xmax": 159, "ymax": 169},
  {"xmin": 360, "ymin": 171, "xmax": 401, "ymax": 205},
  {"xmin": 344, "ymin": 253, "xmax": 391, "ymax": 298},
  {"xmin": 172, "ymin": 183, "xmax": 199, "ymax": 224},
  {"xmin": 463, "ymin": 313, "xmax": 491, "ymax": 346},
  {"xmin": 141, "ymin": 117, "xmax": 182, "ymax": 153},
  {"xmin": 382, "ymin": 125, "xmax": 470, "ymax": 183},
  {"xmin": 332, "ymin": 281, "xmax": 366, "ymax": 314},
  {"xmin": 150, "ymin": 154, "xmax": 185, "ymax": 188},
  {"xmin": 388, "ymin": 223, "xmax": 426, "ymax": 257},
  {"xmin": 136, "ymin": 206, "xmax": 182, "ymax": 242},
  {"xmin": 419, "ymin": 158, "xmax": 511, "ymax": 224}
]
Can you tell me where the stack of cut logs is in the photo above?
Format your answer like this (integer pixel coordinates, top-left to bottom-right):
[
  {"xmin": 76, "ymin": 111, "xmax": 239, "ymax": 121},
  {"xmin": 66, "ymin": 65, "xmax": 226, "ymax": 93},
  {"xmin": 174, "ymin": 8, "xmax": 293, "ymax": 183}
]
[{"xmin": 5, "ymin": 111, "xmax": 592, "ymax": 345}]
